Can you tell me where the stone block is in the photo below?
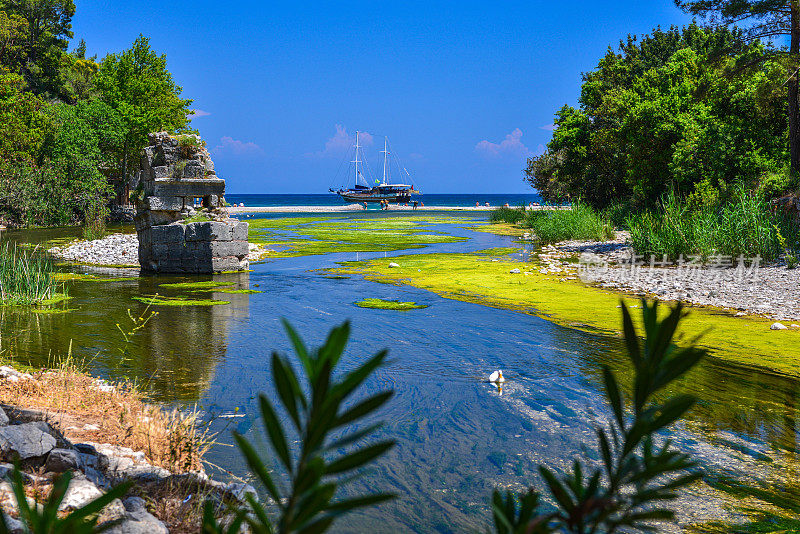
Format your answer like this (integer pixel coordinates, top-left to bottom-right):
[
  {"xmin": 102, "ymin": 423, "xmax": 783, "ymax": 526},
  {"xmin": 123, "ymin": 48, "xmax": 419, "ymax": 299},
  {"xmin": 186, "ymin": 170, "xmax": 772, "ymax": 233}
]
[
  {"xmin": 210, "ymin": 240, "xmax": 247, "ymax": 258},
  {"xmin": 183, "ymin": 163, "xmax": 204, "ymax": 178},
  {"xmin": 157, "ymin": 145, "xmax": 180, "ymax": 165},
  {"xmin": 152, "ymin": 166, "xmax": 172, "ymax": 179},
  {"xmin": 149, "ymin": 178, "xmax": 225, "ymax": 198},
  {"xmin": 185, "ymin": 221, "xmax": 233, "ymax": 242},
  {"xmin": 232, "ymin": 221, "xmax": 249, "ymax": 241},
  {"xmin": 205, "ymin": 159, "xmax": 215, "ymax": 173},
  {"xmin": 150, "ymin": 224, "xmax": 185, "ymax": 244},
  {"xmin": 212, "ymin": 257, "xmax": 242, "ymax": 272},
  {"xmin": 144, "ymin": 196, "xmax": 184, "ymax": 211}
]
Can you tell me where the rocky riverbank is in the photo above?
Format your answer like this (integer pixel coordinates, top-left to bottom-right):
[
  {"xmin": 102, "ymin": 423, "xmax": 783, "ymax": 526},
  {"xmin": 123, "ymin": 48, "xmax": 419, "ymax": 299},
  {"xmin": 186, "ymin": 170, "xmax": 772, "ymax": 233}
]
[
  {"xmin": 532, "ymin": 232, "xmax": 800, "ymax": 323},
  {"xmin": 0, "ymin": 365, "xmax": 252, "ymax": 532},
  {"xmin": 49, "ymin": 233, "xmax": 269, "ymax": 267}
]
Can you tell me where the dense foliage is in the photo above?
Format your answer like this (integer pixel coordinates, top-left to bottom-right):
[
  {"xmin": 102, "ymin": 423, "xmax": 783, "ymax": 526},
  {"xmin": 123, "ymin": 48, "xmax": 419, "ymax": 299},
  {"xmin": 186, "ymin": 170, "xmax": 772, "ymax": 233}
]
[
  {"xmin": 528, "ymin": 24, "xmax": 791, "ymax": 210},
  {"xmin": 0, "ymin": 1, "xmax": 192, "ymax": 227}
]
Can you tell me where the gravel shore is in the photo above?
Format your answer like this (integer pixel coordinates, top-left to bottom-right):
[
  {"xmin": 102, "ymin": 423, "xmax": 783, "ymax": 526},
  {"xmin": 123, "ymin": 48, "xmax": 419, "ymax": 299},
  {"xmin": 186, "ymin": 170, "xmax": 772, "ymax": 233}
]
[
  {"xmin": 535, "ymin": 232, "xmax": 800, "ymax": 322},
  {"xmin": 49, "ymin": 233, "xmax": 139, "ymax": 267}
]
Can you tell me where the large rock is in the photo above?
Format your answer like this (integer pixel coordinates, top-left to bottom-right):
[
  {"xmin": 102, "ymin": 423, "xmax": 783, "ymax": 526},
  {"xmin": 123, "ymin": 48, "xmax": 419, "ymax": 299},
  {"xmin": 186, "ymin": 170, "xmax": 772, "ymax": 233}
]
[
  {"xmin": 0, "ymin": 423, "xmax": 57, "ymax": 460},
  {"xmin": 102, "ymin": 497, "xmax": 168, "ymax": 534},
  {"xmin": 58, "ymin": 476, "xmax": 103, "ymax": 511},
  {"xmin": 45, "ymin": 448, "xmax": 82, "ymax": 473},
  {"xmin": 0, "ymin": 407, "xmax": 8, "ymax": 427}
]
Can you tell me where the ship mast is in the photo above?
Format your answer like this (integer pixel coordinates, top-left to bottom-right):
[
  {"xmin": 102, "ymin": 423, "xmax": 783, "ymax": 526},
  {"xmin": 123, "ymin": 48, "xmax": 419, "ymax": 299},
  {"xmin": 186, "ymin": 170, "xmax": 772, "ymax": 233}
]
[
  {"xmin": 381, "ymin": 136, "xmax": 389, "ymax": 185},
  {"xmin": 352, "ymin": 131, "xmax": 362, "ymax": 186}
]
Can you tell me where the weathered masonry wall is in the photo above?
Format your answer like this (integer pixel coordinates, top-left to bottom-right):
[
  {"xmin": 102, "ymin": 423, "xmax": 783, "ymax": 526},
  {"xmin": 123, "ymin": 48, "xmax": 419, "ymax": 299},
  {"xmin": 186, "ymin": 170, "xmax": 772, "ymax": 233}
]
[
  {"xmin": 137, "ymin": 219, "xmax": 248, "ymax": 273},
  {"xmin": 135, "ymin": 132, "xmax": 248, "ymax": 274}
]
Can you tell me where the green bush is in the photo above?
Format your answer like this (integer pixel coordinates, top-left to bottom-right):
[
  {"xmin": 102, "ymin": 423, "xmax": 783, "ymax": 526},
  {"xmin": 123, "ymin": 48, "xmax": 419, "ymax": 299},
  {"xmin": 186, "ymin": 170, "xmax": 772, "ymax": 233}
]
[
  {"xmin": 522, "ymin": 203, "xmax": 614, "ymax": 243},
  {"xmin": 493, "ymin": 300, "xmax": 706, "ymax": 533}
]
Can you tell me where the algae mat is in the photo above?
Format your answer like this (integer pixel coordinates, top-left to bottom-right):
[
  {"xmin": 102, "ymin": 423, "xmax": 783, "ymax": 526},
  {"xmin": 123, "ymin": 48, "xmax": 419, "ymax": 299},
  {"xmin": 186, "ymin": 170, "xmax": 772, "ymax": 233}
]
[
  {"xmin": 332, "ymin": 252, "xmax": 800, "ymax": 376},
  {"xmin": 247, "ymin": 216, "xmax": 470, "ymax": 258}
]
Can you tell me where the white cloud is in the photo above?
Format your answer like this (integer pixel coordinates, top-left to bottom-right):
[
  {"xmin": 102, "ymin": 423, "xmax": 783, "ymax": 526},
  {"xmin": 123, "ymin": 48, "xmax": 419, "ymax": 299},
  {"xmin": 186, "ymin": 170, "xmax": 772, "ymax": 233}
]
[
  {"xmin": 213, "ymin": 136, "xmax": 262, "ymax": 156},
  {"xmin": 190, "ymin": 109, "xmax": 211, "ymax": 119},
  {"xmin": 540, "ymin": 124, "xmax": 556, "ymax": 131},
  {"xmin": 475, "ymin": 128, "xmax": 531, "ymax": 159},
  {"xmin": 308, "ymin": 124, "xmax": 374, "ymax": 158}
]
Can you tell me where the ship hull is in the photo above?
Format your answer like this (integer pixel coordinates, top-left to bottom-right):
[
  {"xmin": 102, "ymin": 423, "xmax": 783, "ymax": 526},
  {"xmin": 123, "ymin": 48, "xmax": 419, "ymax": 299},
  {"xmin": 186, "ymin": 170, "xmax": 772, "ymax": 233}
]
[{"xmin": 333, "ymin": 186, "xmax": 418, "ymax": 204}]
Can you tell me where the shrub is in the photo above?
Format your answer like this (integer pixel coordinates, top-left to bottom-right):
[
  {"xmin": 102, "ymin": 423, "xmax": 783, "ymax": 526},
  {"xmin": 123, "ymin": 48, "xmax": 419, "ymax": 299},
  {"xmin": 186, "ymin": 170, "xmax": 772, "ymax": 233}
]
[
  {"xmin": 522, "ymin": 202, "xmax": 614, "ymax": 243},
  {"xmin": 493, "ymin": 300, "xmax": 706, "ymax": 533}
]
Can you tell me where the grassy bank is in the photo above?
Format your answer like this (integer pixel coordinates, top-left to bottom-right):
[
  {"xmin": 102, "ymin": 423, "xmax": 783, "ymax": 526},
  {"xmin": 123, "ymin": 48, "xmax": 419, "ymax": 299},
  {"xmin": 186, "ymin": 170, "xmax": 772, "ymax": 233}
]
[
  {"xmin": 627, "ymin": 191, "xmax": 798, "ymax": 262},
  {"xmin": 331, "ymin": 251, "xmax": 800, "ymax": 375},
  {"xmin": 489, "ymin": 203, "xmax": 615, "ymax": 243},
  {"xmin": 0, "ymin": 243, "xmax": 65, "ymax": 306},
  {"xmin": 0, "ymin": 356, "xmax": 213, "ymax": 473}
]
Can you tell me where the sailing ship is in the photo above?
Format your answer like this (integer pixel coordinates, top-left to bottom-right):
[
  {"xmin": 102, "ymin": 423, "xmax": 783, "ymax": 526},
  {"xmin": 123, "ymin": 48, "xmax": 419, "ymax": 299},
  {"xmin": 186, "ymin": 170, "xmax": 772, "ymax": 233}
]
[{"xmin": 330, "ymin": 132, "xmax": 421, "ymax": 204}]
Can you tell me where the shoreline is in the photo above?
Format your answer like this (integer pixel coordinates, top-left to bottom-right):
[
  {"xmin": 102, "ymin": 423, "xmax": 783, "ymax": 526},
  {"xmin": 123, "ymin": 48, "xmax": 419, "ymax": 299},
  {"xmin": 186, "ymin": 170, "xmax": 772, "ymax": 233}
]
[{"xmin": 227, "ymin": 204, "xmax": 569, "ymax": 214}]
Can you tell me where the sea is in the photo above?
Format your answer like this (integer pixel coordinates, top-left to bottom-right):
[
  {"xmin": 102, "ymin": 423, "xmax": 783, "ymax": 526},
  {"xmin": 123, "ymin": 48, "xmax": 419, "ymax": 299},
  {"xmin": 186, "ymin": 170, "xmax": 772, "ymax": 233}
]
[{"xmin": 225, "ymin": 193, "xmax": 543, "ymax": 208}]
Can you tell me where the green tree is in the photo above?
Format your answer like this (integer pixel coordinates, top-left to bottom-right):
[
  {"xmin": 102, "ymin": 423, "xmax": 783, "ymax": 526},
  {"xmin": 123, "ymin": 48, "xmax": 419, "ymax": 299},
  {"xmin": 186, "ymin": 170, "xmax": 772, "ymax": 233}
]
[
  {"xmin": 94, "ymin": 34, "xmax": 192, "ymax": 204},
  {"xmin": 0, "ymin": 0, "xmax": 75, "ymax": 96},
  {"xmin": 527, "ymin": 24, "xmax": 787, "ymax": 209},
  {"xmin": 0, "ymin": 10, "xmax": 28, "ymax": 72},
  {"xmin": 675, "ymin": 0, "xmax": 800, "ymax": 182}
]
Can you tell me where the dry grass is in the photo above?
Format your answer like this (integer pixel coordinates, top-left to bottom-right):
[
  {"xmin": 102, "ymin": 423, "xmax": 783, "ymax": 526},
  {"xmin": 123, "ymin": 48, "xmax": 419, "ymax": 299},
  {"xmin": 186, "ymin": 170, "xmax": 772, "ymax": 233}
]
[{"xmin": 0, "ymin": 357, "xmax": 214, "ymax": 474}]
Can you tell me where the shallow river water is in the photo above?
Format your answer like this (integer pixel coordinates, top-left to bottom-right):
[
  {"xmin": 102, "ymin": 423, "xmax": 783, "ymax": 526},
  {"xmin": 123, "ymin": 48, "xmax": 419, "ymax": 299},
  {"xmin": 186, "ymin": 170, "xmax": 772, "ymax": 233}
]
[{"xmin": 1, "ymin": 213, "xmax": 799, "ymax": 532}]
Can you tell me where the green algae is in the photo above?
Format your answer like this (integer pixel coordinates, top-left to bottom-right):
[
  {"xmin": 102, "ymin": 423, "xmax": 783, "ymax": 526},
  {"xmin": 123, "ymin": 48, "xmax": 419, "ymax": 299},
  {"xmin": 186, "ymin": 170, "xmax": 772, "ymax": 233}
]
[
  {"xmin": 32, "ymin": 307, "xmax": 76, "ymax": 314},
  {"xmin": 158, "ymin": 281, "xmax": 233, "ymax": 290},
  {"xmin": 356, "ymin": 298, "xmax": 428, "ymax": 310},
  {"xmin": 248, "ymin": 216, "xmax": 467, "ymax": 258},
  {"xmin": 332, "ymin": 252, "xmax": 800, "ymax": 376},
  {"xmin": 36, "ymin": 294, "xmax": 71, "ymax": 306},
  {"xmin": 52, "ymin": 273, "xmax": 131, "ymax": 283},
  {"xmin": 215, "ymin": 289, "xmax": 261, "ymax": 294},
  {"xmin": 474, "ymin": 247, "xmax": 521, "ymax": 256},
  {"xmin": 132, "ymin": 295, "xmax": 229, "ymax": 306}
]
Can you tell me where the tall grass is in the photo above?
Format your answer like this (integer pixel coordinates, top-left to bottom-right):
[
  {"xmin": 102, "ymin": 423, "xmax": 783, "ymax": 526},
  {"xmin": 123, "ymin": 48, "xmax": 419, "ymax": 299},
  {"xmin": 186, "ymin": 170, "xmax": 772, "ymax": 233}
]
[
  {"xmin": 627, "ymin": 187, "xmax": 797, "ymax": 261},
  {"xmin": 488, "ymin": 206, "xmax": 526, "ymax": 224},
  {"xmin": 0, "ymin": 242, "xmax": 60, "ymax": 305},
  {"xmin": 522, "ymin": 203, "xmax": 615, "ymax": 243}
]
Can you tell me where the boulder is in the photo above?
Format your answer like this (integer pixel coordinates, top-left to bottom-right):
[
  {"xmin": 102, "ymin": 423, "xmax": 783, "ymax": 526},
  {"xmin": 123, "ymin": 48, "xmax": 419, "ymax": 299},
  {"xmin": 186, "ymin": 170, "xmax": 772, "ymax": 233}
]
[
  {"xmin": 771, "ymin": 322, "xmax": 789, "ymax": 331},
  {"xmin": 0, "ymin": 423, "xmax": 57, "ymax": 460},
  {"xmin": 102, "ymin": 497, "xmax": 168, "ymax": 534},
  {"xmin": 388, "ymin": 262, "xmax": 400, "ymax": 268},
  {"xmin": 58, "ymin": 476, "xmax": 103, "ymax": 511},
  {"xmin": 0, "ymin": 407, "xmax": 8, "ymax": 427},
  {"xmin": 509, "ymin": 268, "xmax": 521, "ymax": 274},
  {"xmin": 45, "ymin": 448, "xmax": 82, "ymax": 473}
]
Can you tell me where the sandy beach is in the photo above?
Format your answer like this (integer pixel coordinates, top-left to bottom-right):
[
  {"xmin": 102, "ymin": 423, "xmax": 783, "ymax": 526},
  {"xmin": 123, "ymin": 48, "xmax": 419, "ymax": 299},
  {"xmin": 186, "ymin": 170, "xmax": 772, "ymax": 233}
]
[{"xmin": 227, "ymin": 204, "xmax": 568, "ymax": 214}]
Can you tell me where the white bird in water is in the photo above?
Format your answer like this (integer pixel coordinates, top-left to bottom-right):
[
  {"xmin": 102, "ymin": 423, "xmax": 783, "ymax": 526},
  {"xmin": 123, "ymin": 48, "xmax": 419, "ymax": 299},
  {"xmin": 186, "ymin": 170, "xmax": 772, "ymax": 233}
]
[{"xmin": 489, "ymin": 370, "xmax": 506, "ymax": 383}]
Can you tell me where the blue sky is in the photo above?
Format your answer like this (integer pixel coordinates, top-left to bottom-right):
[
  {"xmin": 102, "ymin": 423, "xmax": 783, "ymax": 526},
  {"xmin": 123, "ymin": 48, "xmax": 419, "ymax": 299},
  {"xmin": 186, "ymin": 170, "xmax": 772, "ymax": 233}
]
[{"xmin": 73, "ymin": 1, "xmax": 691, "ymax": 193}]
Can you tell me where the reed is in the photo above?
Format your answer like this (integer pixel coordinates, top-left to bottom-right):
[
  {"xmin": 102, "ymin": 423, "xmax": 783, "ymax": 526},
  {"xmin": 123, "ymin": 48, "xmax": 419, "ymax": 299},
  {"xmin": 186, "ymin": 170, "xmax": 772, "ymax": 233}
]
[
  {"xmin": 522, "ymin": 202, "xmax": 615, "ymax": 243},
  {"xmin": 627, "ymin": 187, "xmax": 797, "ymax": 261},
  {"xmin": 488, "ymin": 206, "xmax": 526, "ymax": 224},
  {"xmin": 0, "ymin": 242, "xmax": 61, "ymax": 305}
]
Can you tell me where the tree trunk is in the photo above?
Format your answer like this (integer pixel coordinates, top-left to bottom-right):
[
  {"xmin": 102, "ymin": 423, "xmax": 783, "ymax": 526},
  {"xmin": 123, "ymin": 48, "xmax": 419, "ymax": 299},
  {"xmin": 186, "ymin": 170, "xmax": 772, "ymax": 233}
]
[
  {"xmin": 120, "ymin": 138, "xmax": 128, "ymax": 206},
  {"xmin": 790, "ymin": 1, "xmax": 800, "ymax": 178}
]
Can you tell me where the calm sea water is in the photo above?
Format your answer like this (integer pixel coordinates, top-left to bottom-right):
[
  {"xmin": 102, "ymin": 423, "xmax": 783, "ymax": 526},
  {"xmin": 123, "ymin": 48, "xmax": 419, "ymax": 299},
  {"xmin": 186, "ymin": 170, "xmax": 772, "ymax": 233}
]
[
  {"xmin": 225, "ymin": 193, "xmax": 543, "ymax": 208},
  {"xmin": 1, "ymin": 214, "xmax": 798, "ymax": 532}
]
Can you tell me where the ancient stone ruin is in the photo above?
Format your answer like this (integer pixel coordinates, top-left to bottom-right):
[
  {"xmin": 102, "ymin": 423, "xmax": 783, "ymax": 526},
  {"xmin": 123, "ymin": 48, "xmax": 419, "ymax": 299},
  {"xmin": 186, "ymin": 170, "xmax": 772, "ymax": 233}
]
[{"xmin": 134, "ymin": 132, "xmax": 249, "ymax": 273}]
